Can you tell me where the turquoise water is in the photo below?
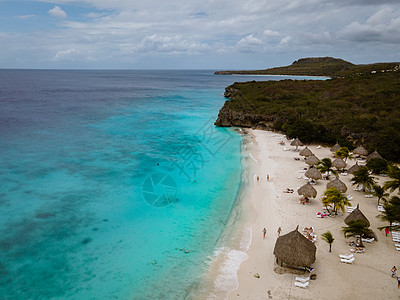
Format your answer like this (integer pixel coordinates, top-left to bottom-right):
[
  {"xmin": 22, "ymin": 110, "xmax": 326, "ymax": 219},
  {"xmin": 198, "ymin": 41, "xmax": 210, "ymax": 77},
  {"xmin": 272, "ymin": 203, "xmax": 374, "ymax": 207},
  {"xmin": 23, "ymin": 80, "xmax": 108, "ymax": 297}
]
[{"xmin": 0, "ymin": 70, "xmax": 323, "ymax": 299}]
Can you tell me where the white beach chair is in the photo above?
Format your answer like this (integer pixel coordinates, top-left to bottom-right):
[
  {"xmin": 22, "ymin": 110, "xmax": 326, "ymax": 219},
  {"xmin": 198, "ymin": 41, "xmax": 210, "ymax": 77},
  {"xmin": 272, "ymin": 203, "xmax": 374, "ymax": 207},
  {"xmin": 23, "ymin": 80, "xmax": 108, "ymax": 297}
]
[
  {"xmin": 378, "ymin": 206, "xmax": 385, "ymax": 212},
  {"xmin": 339, "ymin": 254, "xmax": 354, "ymax": 260},
  {"xmin": 361, "ymin": 238, "xmax": 374, "ymax": 243},
  {"xmin": 297, "ymin": 175, "xmax": 303, "ymax": 179},
  {"xmin": 295, "ymin": 276, "xmax": 310, "ymax": 283},
  {"xmin": 341, "ymin": 257, "xmax": 355, "ymax": 264},
  {"xmin": 316, "ymin": 145, "xmax": 321, "ymax": 149},
  {"xmin": 364, "ymin": 194, "xmax": 373, "ymax": 198},
  {"xmin": 346, "ymin": 195, "xmax": 353, "ymax": 200},
  {"xmin": 294, "ymin": 281, "xmax": 309, "ymax": 288}
]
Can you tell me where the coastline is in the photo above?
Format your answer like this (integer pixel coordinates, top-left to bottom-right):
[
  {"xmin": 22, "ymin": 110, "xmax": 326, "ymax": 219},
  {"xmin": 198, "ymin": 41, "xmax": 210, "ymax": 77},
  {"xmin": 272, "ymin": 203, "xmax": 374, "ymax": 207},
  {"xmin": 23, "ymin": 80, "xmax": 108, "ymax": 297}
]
[{"xmin": 199, "ymin": 129, "xmax": 399, "ymax": 299}]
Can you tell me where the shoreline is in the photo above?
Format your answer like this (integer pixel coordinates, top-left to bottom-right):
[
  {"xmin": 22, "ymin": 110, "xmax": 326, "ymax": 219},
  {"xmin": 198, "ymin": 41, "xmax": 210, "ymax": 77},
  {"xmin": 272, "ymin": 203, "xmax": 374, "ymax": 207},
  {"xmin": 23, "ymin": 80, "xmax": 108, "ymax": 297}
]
[{"xmin": 199, "ymin": 129, "xmax": 399, "ymax": 299}]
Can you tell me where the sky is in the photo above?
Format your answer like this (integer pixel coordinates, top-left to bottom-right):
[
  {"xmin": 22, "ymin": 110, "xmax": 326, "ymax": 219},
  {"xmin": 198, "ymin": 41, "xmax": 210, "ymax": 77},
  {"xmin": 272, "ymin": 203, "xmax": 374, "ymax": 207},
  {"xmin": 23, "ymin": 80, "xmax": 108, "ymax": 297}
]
[{"xmin": 1, "ymin": 0, "xmax": 400, "ymax": 69}]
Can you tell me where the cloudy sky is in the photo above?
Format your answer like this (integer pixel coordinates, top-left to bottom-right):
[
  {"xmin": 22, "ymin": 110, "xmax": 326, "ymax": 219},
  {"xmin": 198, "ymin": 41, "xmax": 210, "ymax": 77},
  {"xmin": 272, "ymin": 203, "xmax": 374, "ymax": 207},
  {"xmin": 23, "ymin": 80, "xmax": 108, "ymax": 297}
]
[{"xmin": 1, "ymin": 0, "xmax": 400, "ymax": 69}]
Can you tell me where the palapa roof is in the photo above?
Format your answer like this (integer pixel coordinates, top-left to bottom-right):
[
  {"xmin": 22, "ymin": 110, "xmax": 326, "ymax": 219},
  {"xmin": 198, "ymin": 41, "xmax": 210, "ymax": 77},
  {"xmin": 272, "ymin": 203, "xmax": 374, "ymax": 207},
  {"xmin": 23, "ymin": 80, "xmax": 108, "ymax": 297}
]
[
  {"xmin": 326, "ymin": 178, "xmax": 347, "ymax": 193},
  {"xmin": 344, "ymin": 204, "xmax": 370, "ymax": 227},
  {"xmin": 330, "ymin": 142, "xmax": 341, "ymax": 152},
  {"xmin": 299, "ymin": 146, "xmax": 313, "ymax": 157},
  {"xmin": 305, "ymin": 167, "xmax": 322, "ymax": 180},
  {"xmin": 305, "ymin": 155, "xmax": 320, "ymax": 166},
  {"xmin": 290, "ymin": 137, "xmax": 304, "ymax": 147},
  {"xmin": 366, "ymin": 150, "xmax": 382, "ymax": 161},
  {"xmin": 332, "ymin": 157, "xmax": 347, "ymax": 170},
  {"xmin": 298, "ymin": 182, "xmax": 317, "ymax": 198},
  {"xmin": 348, "ymin": 162, "xmax": 361, "ymax": 174},
  {"xmin": 353, "ymin": 145, "xmax": 368, "ymax": 156},
  {"xmin": 273, "ymin": 226, "xmax": 316, "ymax": 267}
]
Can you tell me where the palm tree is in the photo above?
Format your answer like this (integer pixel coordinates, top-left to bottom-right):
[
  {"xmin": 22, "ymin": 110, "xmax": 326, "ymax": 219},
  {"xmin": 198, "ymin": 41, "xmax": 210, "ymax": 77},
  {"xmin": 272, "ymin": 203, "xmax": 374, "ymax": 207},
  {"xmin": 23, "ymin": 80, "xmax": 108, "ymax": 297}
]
[
  {"xmin": 342, "ymin": 219, "xmax": 373, "ymax": 247},
  {"xmin": 351, "ymin": 166, "xmax": 375, "ymax": 192},
  {"xmin": 321, "ymin": 231, "xmax": 334, "ymax": 252},
  {"xmin": 322, "ymin": 187, "xmax": 351, "ymax": 215},
  {"xmin": 316, "ymin": 158, "xmax": 337, "ymax": 180},
  {"xmin": 378, "ymin": 196, "xmax": 400, "ymax": 231},
  {"xmin": 384, "ymin": 165, "xmax": 400, "ymax": 194},
  {"xmin": 372, "ymin": 183, "xmax": 389, "ymax": 206},
  {"xmin": 335, "ymin": 147, "xmax": 353, "ymax": 162}
]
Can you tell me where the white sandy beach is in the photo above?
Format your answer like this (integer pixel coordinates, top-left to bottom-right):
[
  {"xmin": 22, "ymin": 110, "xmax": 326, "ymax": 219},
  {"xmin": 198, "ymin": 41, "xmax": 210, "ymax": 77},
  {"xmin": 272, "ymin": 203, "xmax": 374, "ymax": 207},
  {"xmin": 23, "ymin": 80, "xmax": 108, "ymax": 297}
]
[{"xmin": 201, "ymin": 129, "xmax": 400, "ymax": 300}]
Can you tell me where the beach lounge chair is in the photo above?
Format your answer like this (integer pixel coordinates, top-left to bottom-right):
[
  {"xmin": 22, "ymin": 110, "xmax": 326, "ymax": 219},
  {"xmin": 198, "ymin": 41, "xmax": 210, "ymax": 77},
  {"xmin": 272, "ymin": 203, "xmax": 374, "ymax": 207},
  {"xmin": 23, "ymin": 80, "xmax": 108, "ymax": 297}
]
[
  {"xmin": 378, "ymin": 206, "xmax": 385, "ymax": 212},
  {"xmin": 294, "ymin": 281, "xmax": 309, "ymax": 288},
  {"xmin": 295, "ymin": 276, "xmax": 310, "ymax": 283},
  {"xmin": 364, "ymin": 194, "xmax": 373, "ymax": 198},
  {"xmin": 341, "ymin": 257, "xmax": 355, "ymax": 264},
  {"xmin": 361, "ymin": 238, "xmax": 375, "ymax": 243},
  {"xmin": 339, "ymin": 254, "xmax": 354, "ymax": 260}
]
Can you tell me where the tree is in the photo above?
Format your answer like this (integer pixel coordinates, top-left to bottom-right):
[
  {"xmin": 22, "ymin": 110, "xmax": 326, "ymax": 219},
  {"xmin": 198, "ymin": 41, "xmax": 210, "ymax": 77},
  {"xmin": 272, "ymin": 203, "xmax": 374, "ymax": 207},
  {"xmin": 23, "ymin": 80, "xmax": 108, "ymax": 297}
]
[
  {"xmin": 351, "ymin": 166, "xmax": 376, "ymax": 192},
  {"xmin": 378, "ymin": 196, "xmax": 400, "ymax": 231},
  {"xmin": 384, "ymin": 165, "xmax": 400, "ymax": 194},
  {"xmin": 372, "ymin": 183, "xmax": 389, "ymax": 206},
  {"xmin": 342, "ymin": 219, "xmax": 373, "ymax": 247},
  {"xmin": 335, "ymin": 147, "xmax": 353, "ymax": 162},
  {"xmin": 316, "ymin": 158, "xmax": 337, "ymax": 180},
  {"xmin": 321, "ymin": 231, "xmax": 334, "ymax": 252},
  {"xmin": 366, "ymin": 158, "xmax": 389, "ymax": 174},
  {"xmin": 322, "ymin": 187, "xmax": 351, "ymax": 215}
]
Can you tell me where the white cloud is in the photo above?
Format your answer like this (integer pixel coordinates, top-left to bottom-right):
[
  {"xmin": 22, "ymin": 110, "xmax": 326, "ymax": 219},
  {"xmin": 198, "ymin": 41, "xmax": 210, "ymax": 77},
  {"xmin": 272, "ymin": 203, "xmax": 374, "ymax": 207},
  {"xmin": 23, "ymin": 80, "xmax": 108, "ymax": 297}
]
[
  {"xmin": 16, "ymin": 15, "xmax": 35, "ymax": 20},
  {"xmin": 263, "ymin": 29, "xmax": 280, "ymax": 37},
  {"xmin": 53, "ymin": 48, "xmax": 80, "ymax": 60},
  {"xmin": 48, "ymin": 6, "xmax": 67, "ymax": 19}
]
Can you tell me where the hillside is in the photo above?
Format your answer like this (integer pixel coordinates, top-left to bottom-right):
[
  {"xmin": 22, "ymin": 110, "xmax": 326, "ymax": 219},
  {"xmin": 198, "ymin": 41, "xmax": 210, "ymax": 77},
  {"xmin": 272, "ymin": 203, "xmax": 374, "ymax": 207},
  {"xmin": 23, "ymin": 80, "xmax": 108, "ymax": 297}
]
[
  {"xmin": 215, "ymin": 57, "xmax": 399, "ymax": 78},
  {"xmin": 215, "ymin": 70, "xmax": 400, "ymax": 161}
]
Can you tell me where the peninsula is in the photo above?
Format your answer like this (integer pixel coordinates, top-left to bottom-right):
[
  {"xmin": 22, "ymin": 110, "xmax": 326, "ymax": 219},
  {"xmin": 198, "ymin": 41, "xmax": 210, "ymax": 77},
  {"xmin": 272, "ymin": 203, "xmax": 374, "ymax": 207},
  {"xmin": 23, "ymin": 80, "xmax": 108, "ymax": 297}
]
[{"xmin": 215, "ymin": 58, "xmax": 400, "ymax": 161}]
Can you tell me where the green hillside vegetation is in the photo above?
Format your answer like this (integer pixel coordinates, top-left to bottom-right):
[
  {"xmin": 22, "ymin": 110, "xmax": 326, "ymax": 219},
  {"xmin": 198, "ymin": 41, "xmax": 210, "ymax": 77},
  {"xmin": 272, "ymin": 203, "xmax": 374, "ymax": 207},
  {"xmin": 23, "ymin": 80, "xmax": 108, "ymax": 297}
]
[
  {"xmin": 221, "ymin": 71, "xmax": 400, "ymax": 161},
  {"xmin": 215, "ymin": 57, "xmax": 400, "ymax": 78}
]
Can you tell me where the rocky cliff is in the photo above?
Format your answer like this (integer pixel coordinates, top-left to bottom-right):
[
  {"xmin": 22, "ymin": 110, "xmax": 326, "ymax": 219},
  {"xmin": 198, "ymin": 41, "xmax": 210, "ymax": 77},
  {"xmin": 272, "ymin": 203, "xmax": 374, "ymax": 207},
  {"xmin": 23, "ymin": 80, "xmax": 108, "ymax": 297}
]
[{"xmin": 214, "ymin": 87, "xmax": 275, "ymax": 129}]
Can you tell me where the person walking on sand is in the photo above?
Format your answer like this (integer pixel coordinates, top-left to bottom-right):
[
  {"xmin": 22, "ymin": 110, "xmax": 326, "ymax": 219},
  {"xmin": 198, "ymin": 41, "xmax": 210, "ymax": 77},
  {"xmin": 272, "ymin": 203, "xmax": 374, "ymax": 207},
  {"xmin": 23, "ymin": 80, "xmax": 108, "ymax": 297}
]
[
  {"xmin": 267, "ymin": 174, "xmax": 270, "ymax": 181},
  {"xmin": 385, "ymin": 228, "xmax": 389, "ymax": 237},
  {"xmin": 277, "ymin": 227, "xmax": 282, "ymax": 236},
  {"xmin": 392, "ymin": 266, "xmax": 397, "ymax": 277},
  {"xmin": 397, "ymin": 275, "xmax": 400, "ymax": 288},
  {"xmin": 262, "ymin": 228, "xmax": 267, "ymax": 239}
]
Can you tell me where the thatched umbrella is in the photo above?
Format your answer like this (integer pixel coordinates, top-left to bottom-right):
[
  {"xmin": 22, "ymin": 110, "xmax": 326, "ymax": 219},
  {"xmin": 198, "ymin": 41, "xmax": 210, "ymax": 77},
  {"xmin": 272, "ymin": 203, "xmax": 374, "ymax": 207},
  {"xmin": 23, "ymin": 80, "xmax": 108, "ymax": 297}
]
[
  {"xmin": 290, "ymin": 137, "xmax": 304, "ymax": 151},
  {"xmin": 326, "ymin": 178, "xmax": 347, "ymax": 193},
  {"xmin": 305, "ymin": 167, "xmax": 322, "ymax": 180},
  {"xmin": 273, "ymin": 226, "xmax": 316, "ymax": 267},
  {"xmin": 305, "ymin": 155, "xmax": 320, "ymax": 166},
  {"xmin": 330, "ymin": 142, "xmax": 341, "ymax": 153},
  {"xmin": 348, "ymin": 162, "xmax": 361, "ymax": 174},
  {"xmin": 298, "ymin": 182, "xmax": 317, "ymax": 198},
  {"xmin": 299, "ymin": 146, "xmax": 313, "ymax": 157},
  {"xmin": 366, "ymin": 150, "xmax": 382, "ymax": 161},
  {"xmin": 332, "ymin": 157, "xmax": 347, "ymax": 170},
  {"xmin": 353, "ymin": 145, "xmax": 368, "ymax": 156},
  {"xmin": 344, "ymin": 204, "xmax": 370, "ymax": 227}
]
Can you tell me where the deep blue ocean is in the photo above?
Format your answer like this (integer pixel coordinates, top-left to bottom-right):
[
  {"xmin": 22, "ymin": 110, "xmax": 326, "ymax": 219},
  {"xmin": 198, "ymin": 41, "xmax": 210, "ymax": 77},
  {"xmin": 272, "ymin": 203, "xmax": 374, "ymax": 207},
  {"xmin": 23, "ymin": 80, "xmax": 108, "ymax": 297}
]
[{"xmin": 0, "ymin": 70, "xmax": 321, "ymax": 299}]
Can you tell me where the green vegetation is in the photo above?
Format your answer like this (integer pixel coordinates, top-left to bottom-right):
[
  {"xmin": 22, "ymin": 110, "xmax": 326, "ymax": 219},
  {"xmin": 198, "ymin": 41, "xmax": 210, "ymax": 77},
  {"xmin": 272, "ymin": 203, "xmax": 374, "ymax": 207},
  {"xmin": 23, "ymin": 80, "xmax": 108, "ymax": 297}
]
[
  {"xmin": 384, "ymin": 166, "xmax": 400, "ymax": 194},
  {"xmin": 316, "ymin": 158, "xmax": 337, "ymax": 179},
  {"xmin": 321, "ymin": 231, "xmax": 334, "ymax": 252},
  {"xmin": 218, "ymin": 69, "xmax": 400, "ymax": 161},
  {"xmin": 378, "ymin": 196, "xmax": 400, "ymax": 231},
  {"xmin": 342, "ymin": 219, "xmax": 373, "ymax": 247},
  {"xmin": 372, "ymin": 184, "xmax": 389, "ymax": 206},
  {"xmin": 351, "ymin": 167, "xmax": 376, "ymax": 192},
  {"xmin": 366, "ymin": 158, "xmax": 389, "ymax": 174},
  {"xmin": 215, "ymin": 57, "xmax": 400, "ymax": 78},
  {"xmin": 322, "ymin": 187, "xmax": 351, "ymax": 215}
]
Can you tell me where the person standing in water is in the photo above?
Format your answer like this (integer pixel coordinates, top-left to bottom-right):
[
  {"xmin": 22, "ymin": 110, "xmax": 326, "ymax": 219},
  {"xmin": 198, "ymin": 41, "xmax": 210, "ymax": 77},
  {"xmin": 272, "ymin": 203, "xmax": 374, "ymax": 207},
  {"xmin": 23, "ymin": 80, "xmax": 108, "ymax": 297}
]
[{"xmin": 262, "ymin": 228, "xmax": 267, "ymax": 239}]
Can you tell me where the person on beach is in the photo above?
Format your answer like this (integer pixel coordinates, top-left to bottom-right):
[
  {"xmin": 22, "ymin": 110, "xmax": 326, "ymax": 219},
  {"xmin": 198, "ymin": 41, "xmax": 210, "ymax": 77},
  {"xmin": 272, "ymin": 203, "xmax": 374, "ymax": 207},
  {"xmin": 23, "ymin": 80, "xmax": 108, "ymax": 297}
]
[
  {"xmin": 257, "ymin": 175, "xmax": 259, "ymax": 181},
  {"xmin": 385, "ymin": 228, "xmax": 389, "ymax": 237},
  {"xmin": 267, "ymin": 174, "xmax": 270, "ymax": 181},
  {"xmin": 392, "ymin": 266, "xmax": 397, "ymax": 277},
  {"xmin": 277, "ymin": 227, "xmax": 282, "ymax": 236},
  {"xmin": 397, "ymin": 275, "xmax": 400, "ymax": 288},
  {"xmin": 262, "ymin": 228, "xmax": 267, "ymax": 239}
]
